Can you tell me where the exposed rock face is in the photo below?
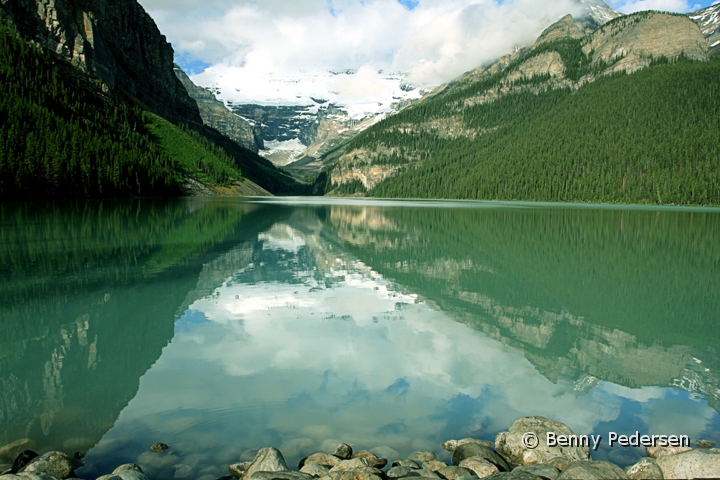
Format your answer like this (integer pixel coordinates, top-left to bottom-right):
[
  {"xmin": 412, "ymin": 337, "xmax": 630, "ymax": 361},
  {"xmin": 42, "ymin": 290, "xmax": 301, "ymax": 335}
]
[
  {"xmin": 556, "ymin": 461, "xmax": 628, "ymax": 479},
  {"xmin": 655, "ymin": 449, "xmax": 720, "ymax": 479},
  {"xmin": 174, "ymin": 66, "xmax": 261, "ymax": 152},
  {"xmin": 533, "ymin": 15, "xmax": 585, "ymax": 48},
  {"xmin": 244, "ymin": 448, "xmax": 289, "ymax": 479},
  {"xmin": 0, "ymin": 0, "xmax": 202, "ymax": 125},
  {"xmin": 689, "ymin": 4, "xmax": 720, "ymax": 56},
  {"xmin": 506, "ymin": 52, "xmax": 565, "ymax": 83},
  {"xmin": 229, "ymin": 104, "xmax": 320, "ymax": 148},
  {"xmin": 584, "ymin": 12, "xmax": 708, "ymax": 73},
  {"xmin": 624, "ymin": 457, "xmax": 663, "ymax": 480}
]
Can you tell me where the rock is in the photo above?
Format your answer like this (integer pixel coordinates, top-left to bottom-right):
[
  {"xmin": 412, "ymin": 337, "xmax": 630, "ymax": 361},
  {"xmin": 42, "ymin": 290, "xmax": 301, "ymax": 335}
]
[
  {"xmin": 556, "ymin": 461, "xmax": 628, "ymax": 479},
  {"xmin": 413, "ymin": 469, "xmax": 441, "ymax": 479},
  {"xmin": 483, "ymin": 472, "xmax": 544, "ymax": 480},
  {"xmin": 300, "ymin": 454, "xmax": 339, "ymax": 469},
  {"xmin": 0, "ymin": 473, "xmax": 60, "ymax": 480},
  {"xmin": 646, "ymin": 445, "xmax": 692, "ymax": 458},
  {"xmin": 325, "ymin": 473, "xmax": 383, "ymax": 480},
  {"xmin": 422, "ymin": 462, "xmax": 447, "ymax": 472},
  {"xmin": 246, "ymin": 472, "xmax": 313, "ymax": 480},
  {"xmin": 228, "ymin": 463, "xmax": 252, "ymax": 479},
  {"xmin": 436, "ymin": 466, "xmax": 474, "ymax": 480},
  {"xmin": 113, "ymin": 465, "xmax": 144, "ymax": 474},
  {"xmin": 655, "ymin": 449, "xmax": 720, "ymax": 478},
  {"xmin": 696, "ymin": 439, "xmax": 716, "ymax": 448},
  {"xmin": 21, "ymin": 452, "xmax": 75, "ymax": 479},
  {"xmin": 159, "ymin": 464, "xmax": 194, "ymax": 480},
  {"xmin": 333, "ymin": 445, "xmax": 353, "ymax": 461},
  {"xmin": 494, "ymin": 417, "xmax": 591, "ymax": 469},
  {"xmin": 542, "ymin": 459, "xmax": 570, "ymax": 472},
  {"xmin": 511, "ymin": 465, "xmax": 560, "ymax": 480},
  {"xmin": 0, "ymin": 441, "xmax": 35, "ymax": 463},
  {"xmin": 392, "ymin": 460, "xmax": 420, "ymax": 469},
  {"xmin": 242, "ymin": 451, "xmax": 261, "ymax": 462},
  {"xmin": 244, "ymin": 448, "xmax": 289, "ymax": 478},
  {"xmin": 300, "ymin": 464, "xmax": 330, "ymax": 477},
  {"xmin": 97, "ymin": 470, "xmax": 150, "ymax": 480},
  {"xmin": 350, "ymin": 453, "xmax": 387, "ymax": 469},
  {"xmin": 443, "ymin": 440, "xmax": 494, "ymax": 453},
  {"xmin": 388, "ymin": 466, "xmax": 414, "ymax": 478},
  {"xmin": 459, "ymin": 457, "xmax": 500, "ymax": 478},
  {"xmin": 10, "ymin": 452, "xmax": 38, "ymax": 475},
  {"xmin": 329, "ymin": 458, "xmax": 383, "ymax": 476},
  {"xmin": 150, "ymin": 444, "xmax": 170, "ymax": 453},
  {"xmin": 411, "ymin": 453, "xmax": 436, "ymax": 463},
  {"xmin": 624, "ymin": 457, "xmax": 663, "ymax": 480},
  {"xmin": 452, "ymin": 444, "xmax": 508, "ymax": 472}
]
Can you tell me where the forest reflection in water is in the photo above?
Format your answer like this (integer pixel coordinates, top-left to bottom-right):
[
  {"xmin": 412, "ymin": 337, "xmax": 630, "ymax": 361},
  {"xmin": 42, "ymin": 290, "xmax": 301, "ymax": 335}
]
[{"xmin": 0, "ymin": 198, "xmax": 718, "ymax": 478}]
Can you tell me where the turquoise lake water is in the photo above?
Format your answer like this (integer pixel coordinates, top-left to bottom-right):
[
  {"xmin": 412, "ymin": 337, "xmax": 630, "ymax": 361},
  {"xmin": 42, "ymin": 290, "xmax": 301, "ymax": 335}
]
[{"xmin": 1, "ymin": 198, "xmax": 719, "ymax": 479}]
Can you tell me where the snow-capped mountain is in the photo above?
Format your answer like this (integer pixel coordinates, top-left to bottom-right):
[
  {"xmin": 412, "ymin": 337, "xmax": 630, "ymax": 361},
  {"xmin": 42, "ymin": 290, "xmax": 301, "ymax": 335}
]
[{"xmin": 690, "ymin": 3, "xmax": 720, "ymax": 54}]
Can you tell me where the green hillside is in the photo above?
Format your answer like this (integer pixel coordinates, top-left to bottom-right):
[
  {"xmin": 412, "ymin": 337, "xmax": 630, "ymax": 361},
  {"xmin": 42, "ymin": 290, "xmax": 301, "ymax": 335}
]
[
  {"xmin": 0, "ymin": 15, "xmax": 305, "ymax": 199},
  {"xmin": 337, "ymin": 56, "xmax": 720, "ymax": 205}
]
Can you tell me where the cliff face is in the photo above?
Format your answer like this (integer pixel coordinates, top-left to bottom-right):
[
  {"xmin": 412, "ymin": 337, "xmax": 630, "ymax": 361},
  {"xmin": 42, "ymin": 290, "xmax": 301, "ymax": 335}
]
[
  {"xmin": 690, "ymin": 4, "xmax": 720, "ymax": 56},
  {"xmin": 1, "ymin": 0, "xmax": 202, "ymax": 125},
  {"xmin": 174, "ymin": 66, "xmax": 261, "ymax": 152}
]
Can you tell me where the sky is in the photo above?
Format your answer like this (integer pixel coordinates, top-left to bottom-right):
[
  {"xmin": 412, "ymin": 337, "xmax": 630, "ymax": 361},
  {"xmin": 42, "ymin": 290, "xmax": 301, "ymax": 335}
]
[{"xmin": 138, "ymin": 0, "xmax": 719, "ymax": 92}]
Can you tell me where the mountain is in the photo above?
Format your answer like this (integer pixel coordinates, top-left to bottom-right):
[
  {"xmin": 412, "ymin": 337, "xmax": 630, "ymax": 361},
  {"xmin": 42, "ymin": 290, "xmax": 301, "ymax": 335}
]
[
  {"xmin": 319, "ymin": 9, "xmax": 719, "ymax": 205},
  {"xmin": 690, "ymin": 3, "xmax": 720, "ymax": 56},
  {"xmin": 0, "ymin": 0, "xmax": 306, "ymax": 199}
]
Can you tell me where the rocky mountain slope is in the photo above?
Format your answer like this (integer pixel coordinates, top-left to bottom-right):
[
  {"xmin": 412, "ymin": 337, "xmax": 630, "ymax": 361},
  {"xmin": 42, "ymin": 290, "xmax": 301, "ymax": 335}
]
[
  {"xmin": 690, "ymin": 3, "xmax": 720, "ymax": 56},
  {"xmin": 174, "ymin": 66, "xmax": 262, "ymax": 153},
  {"xmin": 321, "ymin": 9, "xmax": 715, "ymax": 203}
]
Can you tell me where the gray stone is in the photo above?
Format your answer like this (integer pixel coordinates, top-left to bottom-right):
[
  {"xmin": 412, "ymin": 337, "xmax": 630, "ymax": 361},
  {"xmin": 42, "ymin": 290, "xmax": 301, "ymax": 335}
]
[
  {"xmin": 159, "ymin": 464, "xmax": 194, "ymax": 480},
  {"xmin": 655, "ymin": 449, "xmax": 720, "ymax": 478},
  {"xmin": 0, "ymin": 474, "xmax": 60, "ymax": 480},
  {"xmin": 97, "ymin": 471, "xmax": 150, "ymax": 480},
  {"xmin": 452, "ymin": 444, "xmax": 508, "ymax": 472},
  {"xmin": 21, "ymin": 452, "xmax": 74, "ymax": 479},
  {"xmin": 112, "ymin": 465, "xmax": 144, "ymax": 474},
  {"xmin": 483, "ymin": 473, "xmax": 543, "ymax": 480},
  {"xmin": 229, "ymin": 462, "xmax": 252, "ymax": 479},
  {"xmin": 334, "ymin": 445, "xmax": 353, "ymax": 460},
  {"xmin": 300, "ymin": 454, "xmax": 339, "ymax": 469},
  {"xmin": 411, "ymin": 453, "xmax": 437, "ymax": 463},
  {"xmin": 244, "ymin": 448, "xmax": 289, "ymax": 479},
  {"xmin": 330, "ymin": 458, "xmax": 372, "ymax": 472},
  {"xmin": 388, "ymin": 466, "xmax": 414, "ymax": 478},
  {"xmin": 542, "ymin": 459, "xmax": 570, "ymax": 473},
  {"xmin": 511, "ymin": 465, "xmax": 559, "ymax": 480},
  {"xmin": 247, "ymin": 472, "xmax": 313, "ymax": 480},
  {"xmin": 696, "ymin": 439, "xmax": 716, "ymax": 448},
  {"xmin": 327, "ymin": 473, "xmax": 383, "ymax": 480},
  {"xmin": 443, "ymin": 440, "xmax": 493, "ymax": 453},
  {"xmin": 300, "ymin": 464, "xmax": 330, "ymax": 477},
  {"xmin": 350, "ymin": 453, "xmax": 387, "ymax": 469},
  {"xmin": 556, "ymin": 461, "xmax": 628, "ymax": 479},
  {"xmin": 459, "ymin": 457, "xmax": 499, "ymax": 478},
  {"xmin": 495, "ymin": 417, "xmax": 590, "ymax": 469},
  {"xmin": 414, "ymin": 469, "xmax": 442, "ymax": 479},
  {"xmin": 392, "ymin": 460, "xmax": 420, "ymax": 469},
  {"xmin": 624, "ymin": 457, "xmax": 663, "ymax": 480},
  {"xmin": 423, "ymin": 461, "xmax": 447, "ymax": 472},
  {"xmin": 150, "ymin": 444, "xmax": 170, "ymax": 453},
  {"xmin": 0, "ymin": 440, "xmax": 35, "ymax": 463},
  {"xmin": 646, "ymin": 445, "xmax": 692, "ymax": 458},
  {"xmin": 436, "ymin": 466, "xmax": 474, "ymax": 480},
  {"xmin": 242, "ymin": 451, "xmax": 261, "ymax": 462}
]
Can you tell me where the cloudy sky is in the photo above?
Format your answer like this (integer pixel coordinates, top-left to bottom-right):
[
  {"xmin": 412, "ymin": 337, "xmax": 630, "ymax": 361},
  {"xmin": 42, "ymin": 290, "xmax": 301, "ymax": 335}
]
[{"xmin": 138, "ymin": 0, "xmax": 718, "ymax": 91}]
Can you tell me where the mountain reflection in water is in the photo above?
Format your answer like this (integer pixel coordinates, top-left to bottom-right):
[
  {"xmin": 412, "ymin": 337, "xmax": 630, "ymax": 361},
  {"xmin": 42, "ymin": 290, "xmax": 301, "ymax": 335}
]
[{"xmin": 0, "ymin": 198, "xmax": 718, "ymax": 478}]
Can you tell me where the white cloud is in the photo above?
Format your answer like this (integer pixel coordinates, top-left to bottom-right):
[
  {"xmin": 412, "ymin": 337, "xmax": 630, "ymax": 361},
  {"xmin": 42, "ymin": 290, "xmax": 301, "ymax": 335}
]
[{"xmin": 608, "ymin": 0, "xmax": 698, "ymax": 13}]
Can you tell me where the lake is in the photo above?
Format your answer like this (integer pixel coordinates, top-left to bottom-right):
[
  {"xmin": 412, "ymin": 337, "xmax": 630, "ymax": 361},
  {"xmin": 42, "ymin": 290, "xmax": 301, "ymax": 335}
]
[{"xmin": 1, "ymin": 197, "xmax": 719, "ymax": 479}]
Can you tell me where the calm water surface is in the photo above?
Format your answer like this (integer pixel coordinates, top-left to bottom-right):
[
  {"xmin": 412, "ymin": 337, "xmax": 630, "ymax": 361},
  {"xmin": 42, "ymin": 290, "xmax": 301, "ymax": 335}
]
[{"xmin": 1, "ymin": 198, "xmax": 719, "ymax": 479}]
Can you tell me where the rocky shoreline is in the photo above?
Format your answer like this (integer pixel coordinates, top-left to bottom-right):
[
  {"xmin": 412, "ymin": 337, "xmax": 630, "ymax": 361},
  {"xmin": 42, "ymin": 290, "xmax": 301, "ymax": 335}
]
[{"xmin": 1, "ymin": 416, "xmax": 719, "ymax": 480}]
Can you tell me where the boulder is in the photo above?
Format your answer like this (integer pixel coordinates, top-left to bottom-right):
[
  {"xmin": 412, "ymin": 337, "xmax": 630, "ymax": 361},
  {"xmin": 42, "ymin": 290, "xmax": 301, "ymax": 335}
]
[
  {"xmin": 655, "ymin": 449, "xmax": 720, "ymax": 478},
  {"xmin": 452, "ymin": 444, "xmax": 508, "ymax": 472},
  {"xmin": 97, "ymin": 470, "xmax": 150, "ymax": 480},
  {"xmin": 0, "ymin": 474, "xmax": 60, "ymax": 480},
  {"xmin": 326, "ymin": 473, "xmax": 383, "ymax": 480},
  {"xmin": 113, "ymin": 465, "xmax": 144, "ymax": 474},
  {"xmin": 411, "ymin": 453, "xmax": 436, "ymax": 463},
  {"xmin": 242, "ymin": 451, "xmax": 261, "ymax": 462},
  {"xmin": 436, "ymin": 466, "xmax": 474, "ymax": 480},
  {"xmin": 300, "ymin": 464, "xmax": 330, "ymax": 477},
  {"xmin": 350, "ymin": 453, "xmax": 387, "ymax": 469},
  {"xmin": 388, "ymin": 466, "xmax": 414, "ymax": 478},
  {"xmin": 646, "ymin": 445, "xmax": 692, "ymax": 458},
  {"xmin": 696, "ymin": 439, "xmax": 715, "ymax": 448},
  {"xmin": 150, "ymin": 444, "xmax": 170, "ymax": 453},
  {"xmin": 244, "ymin": 448, "xmax": 289, "ymax": 479},
  {"xmin": 229, "ymin": 462, "xmax": 252, "ymax": 479},
  {"xmin": 422, "ymin": 462, "xmax": 447, "ymax": 472},
  {"xmin": 483, "ymin": 472, "xmax": 544, "ymax": 480},
  {"xmin": 458, "ymin": 457, "xmax": 499, "ymax": 478},
  {"xmin": 10, "ymin": 452, "xmax": 38, "ymax": 475},
  {"xmin": 330, "ymin": 458, "xmax": 372, "ymax": 472},
  {"xmin": 542, "ymin": 459, "xmax": 570, "ymax": 472},
  {"xmin": 21, "ymin": 452, "xmax": 75, "ymax": 479},
  {"xmin": 443, "ymin": 440, "xmax": 493, "ymax": 453},
  {"xmin": 413, "ymin": 470, "xmax": 441, "ymax": 479},
  {"xmin": 511, "ymin": 465, "xmax": 560, "ymax": 480},
  {"xmin": 334, "ymin": 445, "xmax": 353, "ymax": 461},
  {"xmin": 556, "ymin": 461, "xmax": 628, "ymax": 479},
  {"xmin": 300, "ymin": 454, "xmax": 339, "ymax": 469},
  {"xmin": 624, "ymin": 457, "xmax": 663, "ymax": 480},
  {"xmin": 0, "ymin": 441, "xmax": 35, "ymax": 464},
  {"xmin": 494, "ymin": 417, "xmax": 590, "ymax": 469},
  {"xmin": 392, "ymin": 461, "xmax": 420, "ymax": 469},
  {"xmin": 246, "ymin": 472, "xmax": 313, "ymax": 480}
]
